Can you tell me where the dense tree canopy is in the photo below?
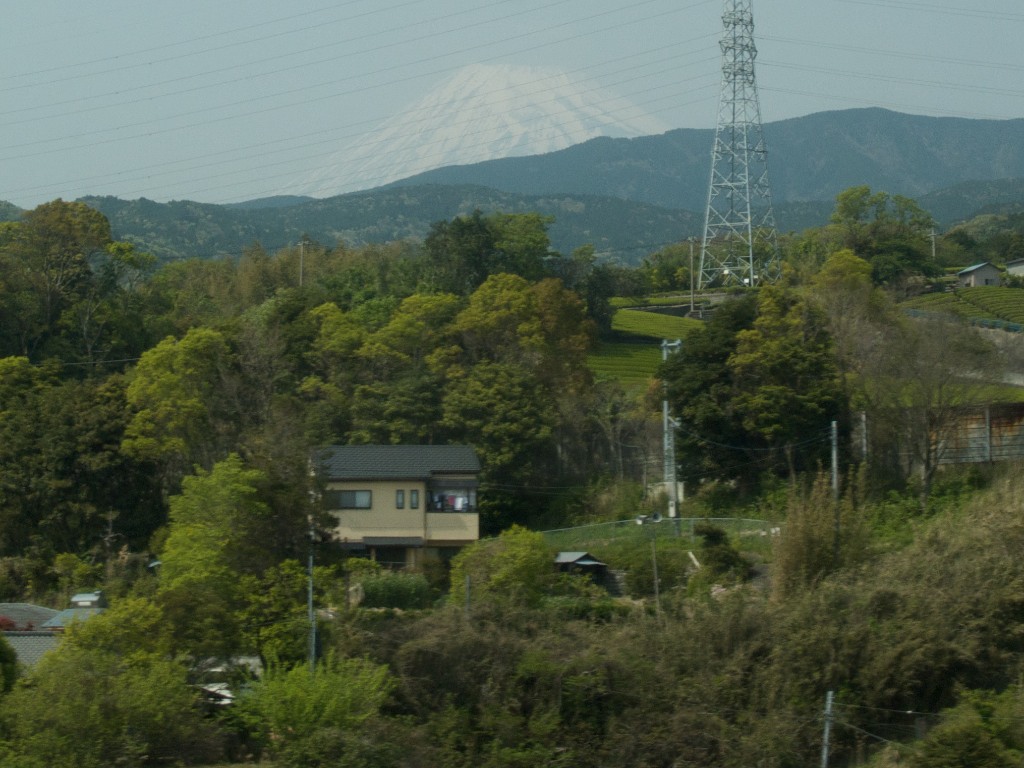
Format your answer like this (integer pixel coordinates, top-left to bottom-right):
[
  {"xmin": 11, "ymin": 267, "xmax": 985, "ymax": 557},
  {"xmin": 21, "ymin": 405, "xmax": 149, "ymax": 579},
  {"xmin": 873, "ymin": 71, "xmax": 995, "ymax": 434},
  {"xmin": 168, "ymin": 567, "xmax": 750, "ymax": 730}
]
[
  {"xmin": 827, "ymin": 185, "xmax": 938, "ymax": 286},
  {"xmin": 0, "ymin": 192, "xmax": 1022, "ymax": 767}
]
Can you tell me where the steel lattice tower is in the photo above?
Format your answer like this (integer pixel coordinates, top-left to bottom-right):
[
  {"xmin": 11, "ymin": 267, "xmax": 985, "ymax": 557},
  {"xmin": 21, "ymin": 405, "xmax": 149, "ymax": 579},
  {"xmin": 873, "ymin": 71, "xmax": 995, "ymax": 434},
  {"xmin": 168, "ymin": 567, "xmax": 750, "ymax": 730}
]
[{"xmin": 699, "ymin": 0, "xmax": 779, "ymax": 289}]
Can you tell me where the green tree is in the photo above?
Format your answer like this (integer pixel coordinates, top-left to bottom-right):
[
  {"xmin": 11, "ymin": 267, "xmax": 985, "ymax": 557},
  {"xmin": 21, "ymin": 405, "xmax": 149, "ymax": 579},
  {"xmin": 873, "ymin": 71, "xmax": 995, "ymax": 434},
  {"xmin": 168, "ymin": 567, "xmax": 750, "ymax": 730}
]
[
  {"xmin": 157, "ymin": 455, "xmax": 272, "ymax": 659},
  {"xmin": 0, "ymin": 363, "xmax": 162, "ymax": 560},
  {"xmin": 146, "ymin": 256, "xmax": 236, "ymax": 334},
  {"xmin": 910, "ymin": 719, "xmax": 1015, "ymax": 768},
  {"xmin": 239, "ymin": 654, "xmax": 395, "ymax": 768},
  {"xmin": 0, "ymin": 200, "xmax": 112, "ymax": 359},
  {"xmin": 641, "ymin": 242, "xmax": 692, "ymax": 292},
  {"xmin": 239, "ymin": 559, "xmax": 336, "ymax": 666},
  {"xmin": 828, "ymin": 186, "xmax": 936, "ymax": 287},
  {"xmin": 347, "ymin": 292, "xmax": 460, "ymax": 444},
  {"xmin": 122, "ymin": 327, "xmax": 234, "ymax": 483},
  {"xmin": 0, "ymin": 635, "xmax": 15, "ymax": 693},
  {"xmin": 160, "ymin": 454, "xmax": 272, "ymax": 589},
  {"xmin": 661, "ymin": 295, "xmax": 760, "ymax": 488},
  {"xmin": 449, "ymin": 525, "xmax": 554, "ymax": 608},
  {"xmin": 727, "ymin": 286, "xmax": 844, "ymax": 476},
  {"xmin": 0, "ymin": 641, "xmax": 216, "ymax": 767},
  {"xmin": 442, "ymin": 361, "xmax": 555, "ymax": 530},
  {"xmin": 809, "ymin": 249, "xmax": 893, "ymax": 398},
  {"xmin": 422, "ymin": 211, "xmax": 555, "ymax": 294},
  {"xmin": 490, "ymin": 211, "xmax": 556, "ymax": 282}
]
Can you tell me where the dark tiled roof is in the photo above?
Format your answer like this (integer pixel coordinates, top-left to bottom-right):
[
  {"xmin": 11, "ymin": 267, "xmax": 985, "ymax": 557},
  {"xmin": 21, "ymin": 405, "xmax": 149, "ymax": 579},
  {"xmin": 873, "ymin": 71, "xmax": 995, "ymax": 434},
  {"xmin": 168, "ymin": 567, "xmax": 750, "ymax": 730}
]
[
  {"xmin": 4, "ymin": 632, "xmax": 60, "ymax": 667},
  {"xmin": 318, "ymin": 445, "xmax": 480, "ymax": 480},
  {"xmin": 0, "ymin": 603, "xmax": 59, "ymax": 630}
]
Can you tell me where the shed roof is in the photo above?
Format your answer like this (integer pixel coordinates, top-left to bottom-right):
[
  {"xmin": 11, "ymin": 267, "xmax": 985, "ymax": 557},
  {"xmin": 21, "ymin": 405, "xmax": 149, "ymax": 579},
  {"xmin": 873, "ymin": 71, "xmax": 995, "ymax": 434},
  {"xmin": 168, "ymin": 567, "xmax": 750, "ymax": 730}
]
[
  {"xmin": 957, "ymin": 262, "xmax": 998, "ymax": 275},
  {"xmin": 555, "ymin": 551, "xmax": 607, "ymax": 567},
  {"xmin": 318, "ymin": 445, "xmax": 480, "ymax": 481}
]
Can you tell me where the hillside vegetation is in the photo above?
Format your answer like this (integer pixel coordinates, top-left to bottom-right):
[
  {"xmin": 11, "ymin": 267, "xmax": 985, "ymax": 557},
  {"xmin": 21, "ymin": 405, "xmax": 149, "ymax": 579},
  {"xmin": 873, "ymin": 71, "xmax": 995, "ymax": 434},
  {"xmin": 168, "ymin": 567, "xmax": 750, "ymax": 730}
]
[{"xmin": 2, "ymin": 189, "xmax": 1024, "ymax": 766}]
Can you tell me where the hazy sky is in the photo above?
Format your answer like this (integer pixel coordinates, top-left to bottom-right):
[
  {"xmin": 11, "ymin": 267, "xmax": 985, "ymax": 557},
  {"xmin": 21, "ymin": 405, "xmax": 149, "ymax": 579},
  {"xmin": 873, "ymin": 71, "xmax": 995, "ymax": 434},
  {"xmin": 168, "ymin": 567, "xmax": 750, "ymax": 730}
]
[{"xmin": 2, "ymin": 0, "xmax": 1022, "ymax": 208}]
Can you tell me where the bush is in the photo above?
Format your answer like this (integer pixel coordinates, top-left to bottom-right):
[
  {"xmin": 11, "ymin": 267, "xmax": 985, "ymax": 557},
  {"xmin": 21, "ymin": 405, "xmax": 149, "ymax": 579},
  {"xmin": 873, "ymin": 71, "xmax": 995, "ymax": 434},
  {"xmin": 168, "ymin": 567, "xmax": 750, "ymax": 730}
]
[
  {"xmin": 449, "ymin": 525, "xmax": 555, "ymax": 608},
  {"xmin": 0, "ymin": 645, "xmax": 219, "ymax": 767},
  {"xmin": 359, "ymin": 571, "xmax": 434, "ymax": 610},
  {"xmin": 239, "ymin": 654, "xmax": 395, "ymax": 767}
]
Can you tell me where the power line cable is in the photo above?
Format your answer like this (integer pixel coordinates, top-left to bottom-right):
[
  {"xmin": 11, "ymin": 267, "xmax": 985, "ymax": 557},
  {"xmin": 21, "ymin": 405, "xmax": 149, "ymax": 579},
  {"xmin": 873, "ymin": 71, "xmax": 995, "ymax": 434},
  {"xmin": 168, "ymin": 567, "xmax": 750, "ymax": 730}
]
[
  {"xmin": 0, "ymin": 42, "xmax": 717, "ymax": 195},
  {"xmin": 0, "ymin": 0, "xmax": 577, "ymax": 116},
  {"xmin": 2, "ymin": 67, "xmax": 719, "ymax": 205},
  {"xmin": 0, "ymin": 1, "xmax": 717, "ymax": 204},
  {"xmin": 833, "ymin": 0, "xmax": 1024, "ymax": 23},
  {"xmin": 0, "ymin": 0, "xmax": 698, "ymax": 151},
  {"xmin": 0, "ymin": 0, "xmax": 421, "ymax": 86}
]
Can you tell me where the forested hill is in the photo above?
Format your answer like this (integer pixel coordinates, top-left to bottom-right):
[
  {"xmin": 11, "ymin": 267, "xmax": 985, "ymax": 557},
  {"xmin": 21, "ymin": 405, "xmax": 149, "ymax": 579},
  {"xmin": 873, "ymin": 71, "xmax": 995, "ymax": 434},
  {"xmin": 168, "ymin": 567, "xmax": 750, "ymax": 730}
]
[
  {"xmin": 75, "ymin": 187, "xmax": 704, "ymax": 264},
  {"xmin": 65, "ymin": 178, "xmax": 1024, "ymax": 265}
]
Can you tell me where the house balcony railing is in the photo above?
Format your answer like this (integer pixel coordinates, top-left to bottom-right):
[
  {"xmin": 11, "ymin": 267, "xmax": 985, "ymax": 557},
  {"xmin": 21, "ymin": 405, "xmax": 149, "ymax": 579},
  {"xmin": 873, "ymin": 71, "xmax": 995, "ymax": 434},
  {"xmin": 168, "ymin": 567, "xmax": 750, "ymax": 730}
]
[{"xmin": 429, "ymin": 499, "xmax": 476, "ymax": 513}]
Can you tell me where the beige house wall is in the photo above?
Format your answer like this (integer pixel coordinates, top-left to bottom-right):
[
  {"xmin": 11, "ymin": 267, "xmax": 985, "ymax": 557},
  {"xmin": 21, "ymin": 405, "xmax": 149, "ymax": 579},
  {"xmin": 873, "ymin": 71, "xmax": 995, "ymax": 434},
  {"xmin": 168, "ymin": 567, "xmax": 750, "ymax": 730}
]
[
  {"xmin": 327, "ymin": 479, "xmax": 478, "ymax": 546},
  {"xmin": 328, "ymin": 479, "xmax": 426, "ymax": 541},
  {"xmin": 425, "ymin": 512, "xmax": 478, "ymax": 544}
]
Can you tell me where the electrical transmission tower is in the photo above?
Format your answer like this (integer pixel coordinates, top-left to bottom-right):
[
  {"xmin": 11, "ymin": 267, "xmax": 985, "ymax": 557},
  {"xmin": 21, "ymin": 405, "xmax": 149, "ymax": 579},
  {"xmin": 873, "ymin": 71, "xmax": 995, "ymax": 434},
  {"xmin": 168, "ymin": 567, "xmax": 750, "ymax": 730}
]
[{"xmin": 699, "ymin": 0, "xmax": 779, "ymax": 289}]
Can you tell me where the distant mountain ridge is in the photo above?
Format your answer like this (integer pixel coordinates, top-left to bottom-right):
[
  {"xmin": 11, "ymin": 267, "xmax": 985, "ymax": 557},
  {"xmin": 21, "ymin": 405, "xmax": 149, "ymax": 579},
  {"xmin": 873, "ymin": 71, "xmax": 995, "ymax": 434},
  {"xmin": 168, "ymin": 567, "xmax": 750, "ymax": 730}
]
[
  {"xmin": 6, "ymin": 108, "xmax": 1024, "ymax": 264},
  {"xmin": 390, "ymin": 108, "xmax": 1024, "ymax": 213}
]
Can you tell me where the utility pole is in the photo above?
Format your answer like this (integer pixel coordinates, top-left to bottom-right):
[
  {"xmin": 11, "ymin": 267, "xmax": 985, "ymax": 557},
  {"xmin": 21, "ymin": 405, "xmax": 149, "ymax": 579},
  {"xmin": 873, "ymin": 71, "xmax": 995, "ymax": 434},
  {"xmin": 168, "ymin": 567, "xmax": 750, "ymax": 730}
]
[
  {"xmin": 662, "ymin": 340, "xmax": 682, "ymax": 517},
  {"xmin": 821, "ymin": 690, "xmax": 835, "ymax": 768},
  {"xmin": 831, "ymin": 420, "xmax": 840, "ymax": 563},
  {"xmin": 689, "ymin": 238, "xmax": 696, "ymax": 315},
  {"xmin": 699, "ymin": 0, "xmax": 780, "ymax": 289},
  {"xmin": 307, "ymin": 485, "xmax": 318, "ymax": 676}
]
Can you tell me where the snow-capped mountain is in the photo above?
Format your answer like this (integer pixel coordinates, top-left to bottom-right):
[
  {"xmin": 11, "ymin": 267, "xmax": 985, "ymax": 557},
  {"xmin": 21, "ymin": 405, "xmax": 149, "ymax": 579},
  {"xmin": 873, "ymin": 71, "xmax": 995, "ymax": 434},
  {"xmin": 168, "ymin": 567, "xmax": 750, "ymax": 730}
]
[{"xmin": 294, "ymin": 64, "xmax": 670, "ymax": 198}]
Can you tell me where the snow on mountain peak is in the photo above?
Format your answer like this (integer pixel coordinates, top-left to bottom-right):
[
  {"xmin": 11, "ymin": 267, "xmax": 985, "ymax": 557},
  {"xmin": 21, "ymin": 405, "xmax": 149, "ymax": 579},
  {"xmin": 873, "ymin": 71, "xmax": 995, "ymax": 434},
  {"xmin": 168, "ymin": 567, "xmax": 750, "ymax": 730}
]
[{"xmin": 293, "ymin": 64, "xmax": 670, "ymax": 198}]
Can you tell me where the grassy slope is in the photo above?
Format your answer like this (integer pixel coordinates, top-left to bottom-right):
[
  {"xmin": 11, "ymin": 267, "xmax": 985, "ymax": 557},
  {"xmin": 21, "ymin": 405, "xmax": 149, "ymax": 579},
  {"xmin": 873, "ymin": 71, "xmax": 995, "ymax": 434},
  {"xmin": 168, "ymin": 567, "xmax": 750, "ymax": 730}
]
[{"xmin": 588, "ymin": 307, "xmax": 702, "ymax": 389}]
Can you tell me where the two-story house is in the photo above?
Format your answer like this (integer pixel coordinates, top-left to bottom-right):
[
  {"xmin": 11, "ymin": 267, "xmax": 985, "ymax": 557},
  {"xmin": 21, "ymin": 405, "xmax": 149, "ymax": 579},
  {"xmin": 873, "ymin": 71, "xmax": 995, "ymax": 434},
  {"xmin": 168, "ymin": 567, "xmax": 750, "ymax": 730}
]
[{"xmin": 317, "ymin": 444, "xmax": 481, "ymax": 569}]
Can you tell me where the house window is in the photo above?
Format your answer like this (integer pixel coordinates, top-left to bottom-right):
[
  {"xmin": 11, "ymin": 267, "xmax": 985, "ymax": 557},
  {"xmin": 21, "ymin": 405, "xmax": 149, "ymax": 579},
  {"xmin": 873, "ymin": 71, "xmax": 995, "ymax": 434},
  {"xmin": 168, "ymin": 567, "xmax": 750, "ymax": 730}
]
[
  {"xmin": 410, "ymin": 490, "xmax": 419, "ymax": 509},
  {"xmin": 329, "ymin": 490, "xmax": 371, "ymax": 509},
  {"xmin": 432, "ymin": 489, "xmax": 476, "ymax": 512},
  {"xmin": 396, "ymin": 490, "xmax": 405, "ymax": 509}
]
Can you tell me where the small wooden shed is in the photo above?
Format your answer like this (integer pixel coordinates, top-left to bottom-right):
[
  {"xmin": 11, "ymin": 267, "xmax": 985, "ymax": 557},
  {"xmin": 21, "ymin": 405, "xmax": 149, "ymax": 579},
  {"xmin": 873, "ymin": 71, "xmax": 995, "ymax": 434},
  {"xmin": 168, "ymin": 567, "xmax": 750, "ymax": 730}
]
[{"xmin": 957, "ymin": 262, "xmax": 1002, "ymax": 288}]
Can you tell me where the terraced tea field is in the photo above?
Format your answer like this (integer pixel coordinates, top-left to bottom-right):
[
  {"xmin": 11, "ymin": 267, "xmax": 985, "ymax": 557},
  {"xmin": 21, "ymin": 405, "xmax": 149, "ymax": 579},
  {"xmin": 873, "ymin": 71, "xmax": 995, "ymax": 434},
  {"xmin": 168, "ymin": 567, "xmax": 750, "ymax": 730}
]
[
  {"xmin": 588, "ymin": 307, "xmax": 702, "ymax": 389},
  {"xmin": 902, "ymin": 287, "xmax": 1024, "ymax": 329}
]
